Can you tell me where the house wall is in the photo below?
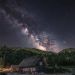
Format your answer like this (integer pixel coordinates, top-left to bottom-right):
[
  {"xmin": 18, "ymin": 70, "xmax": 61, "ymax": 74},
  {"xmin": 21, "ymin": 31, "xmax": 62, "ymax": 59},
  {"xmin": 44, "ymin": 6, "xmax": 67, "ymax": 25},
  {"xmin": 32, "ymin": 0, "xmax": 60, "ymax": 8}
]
[{"xmin": 18, "ymin": 67, "xmax": 36, "ymax": 73}]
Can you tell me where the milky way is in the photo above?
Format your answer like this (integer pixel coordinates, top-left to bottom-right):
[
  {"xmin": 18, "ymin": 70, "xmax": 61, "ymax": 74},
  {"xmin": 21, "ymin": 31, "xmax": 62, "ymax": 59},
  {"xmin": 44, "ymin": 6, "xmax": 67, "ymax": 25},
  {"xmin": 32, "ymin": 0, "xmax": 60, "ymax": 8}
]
[
  {"xmin": 1, "ymin": 8, "xmax": 61, "ymax": 52},
  {"xmin": 0, "ymin": 0, "xmax": 75, "ymax": 52}
]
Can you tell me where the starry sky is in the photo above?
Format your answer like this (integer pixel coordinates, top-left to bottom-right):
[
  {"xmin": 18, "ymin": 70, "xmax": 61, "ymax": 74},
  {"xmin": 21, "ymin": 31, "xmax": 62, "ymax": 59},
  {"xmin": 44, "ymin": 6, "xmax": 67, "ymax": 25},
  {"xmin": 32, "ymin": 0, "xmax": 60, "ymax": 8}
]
[{"xmin": 0, "ymin": 0, "xmax": 75, "ymax": 51}]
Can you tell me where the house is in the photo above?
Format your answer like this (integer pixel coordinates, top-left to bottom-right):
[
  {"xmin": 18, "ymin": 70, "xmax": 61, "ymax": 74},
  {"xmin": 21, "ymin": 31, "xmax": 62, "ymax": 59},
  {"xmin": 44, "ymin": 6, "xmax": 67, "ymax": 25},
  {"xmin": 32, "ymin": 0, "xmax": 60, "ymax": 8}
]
[{"xmin": 18, "ymin": 56, "xmax": 48, "ymax": 74}]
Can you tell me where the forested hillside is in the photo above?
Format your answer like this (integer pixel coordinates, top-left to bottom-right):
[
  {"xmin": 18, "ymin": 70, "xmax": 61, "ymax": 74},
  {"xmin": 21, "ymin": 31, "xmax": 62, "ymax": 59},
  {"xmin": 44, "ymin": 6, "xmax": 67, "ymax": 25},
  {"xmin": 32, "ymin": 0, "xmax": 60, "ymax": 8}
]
[{"xmin": 0, "ymin": 46, "xmax": 75, "ymax": 68}]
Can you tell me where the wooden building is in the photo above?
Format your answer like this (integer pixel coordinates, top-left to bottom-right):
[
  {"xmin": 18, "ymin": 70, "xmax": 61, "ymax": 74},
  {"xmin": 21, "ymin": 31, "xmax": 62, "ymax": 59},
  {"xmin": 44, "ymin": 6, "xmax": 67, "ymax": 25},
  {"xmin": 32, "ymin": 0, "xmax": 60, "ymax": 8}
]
[{"xmin": 18, "ymin": 56, "xmax": 48, "ymax": 74}]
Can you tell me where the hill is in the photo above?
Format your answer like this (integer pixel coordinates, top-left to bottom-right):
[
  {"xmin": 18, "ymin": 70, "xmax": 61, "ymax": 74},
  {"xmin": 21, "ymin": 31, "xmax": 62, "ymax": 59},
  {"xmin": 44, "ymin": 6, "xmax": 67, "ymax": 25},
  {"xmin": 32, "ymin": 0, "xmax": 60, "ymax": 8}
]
[
  {"xmin": 0, "ymin": 46, "xmax": 55, "ymax": 66},
  {"xmin": 0, "ymin": 46, "xmax": 75, "ymax": 68},
  {"xmin": 59, "ymin": 48, "xmax": 75, "ymax": 54}
]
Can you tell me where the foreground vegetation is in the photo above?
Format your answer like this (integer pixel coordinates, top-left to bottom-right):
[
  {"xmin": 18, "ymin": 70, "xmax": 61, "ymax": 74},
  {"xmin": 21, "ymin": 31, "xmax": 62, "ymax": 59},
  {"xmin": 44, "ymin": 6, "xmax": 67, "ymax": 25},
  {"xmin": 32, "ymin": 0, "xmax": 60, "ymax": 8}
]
[{"xmin": 0, "ymin": 46, "xmax": 75, "ymax": 73}]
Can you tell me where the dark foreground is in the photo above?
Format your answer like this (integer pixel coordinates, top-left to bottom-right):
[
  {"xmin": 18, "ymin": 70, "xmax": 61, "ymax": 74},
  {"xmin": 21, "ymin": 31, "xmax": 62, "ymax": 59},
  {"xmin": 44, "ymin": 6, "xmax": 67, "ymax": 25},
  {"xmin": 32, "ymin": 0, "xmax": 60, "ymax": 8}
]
[{"xmin": 0, "ymin": 73, "xmax": 73, "ymax": 75}]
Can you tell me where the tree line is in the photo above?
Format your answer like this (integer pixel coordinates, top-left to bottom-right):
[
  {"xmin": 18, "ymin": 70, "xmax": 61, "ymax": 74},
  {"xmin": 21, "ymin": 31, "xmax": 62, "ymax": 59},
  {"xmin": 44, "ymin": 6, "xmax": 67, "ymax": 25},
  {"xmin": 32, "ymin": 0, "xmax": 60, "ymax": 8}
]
[{"xmin": 0, "ymin": 46, "xmax": 75, "ymax": 68}]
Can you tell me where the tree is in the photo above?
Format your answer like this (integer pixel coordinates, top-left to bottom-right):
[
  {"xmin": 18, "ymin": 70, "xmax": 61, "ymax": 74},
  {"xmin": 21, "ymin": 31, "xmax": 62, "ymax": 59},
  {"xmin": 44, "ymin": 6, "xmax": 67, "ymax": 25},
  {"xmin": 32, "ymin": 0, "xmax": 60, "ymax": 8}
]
[{"xmin": 0, "ymin": 57, "xmax": 4, "ymax": 68}]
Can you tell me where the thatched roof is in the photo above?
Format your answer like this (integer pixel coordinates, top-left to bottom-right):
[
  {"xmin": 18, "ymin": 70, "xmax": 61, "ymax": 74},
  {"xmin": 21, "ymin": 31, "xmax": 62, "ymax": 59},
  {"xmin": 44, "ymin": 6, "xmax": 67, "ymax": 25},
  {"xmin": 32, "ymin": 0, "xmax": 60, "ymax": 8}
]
[{"xmin": 19, "ymin": 56, "xmax": 41, "ymax": 67}]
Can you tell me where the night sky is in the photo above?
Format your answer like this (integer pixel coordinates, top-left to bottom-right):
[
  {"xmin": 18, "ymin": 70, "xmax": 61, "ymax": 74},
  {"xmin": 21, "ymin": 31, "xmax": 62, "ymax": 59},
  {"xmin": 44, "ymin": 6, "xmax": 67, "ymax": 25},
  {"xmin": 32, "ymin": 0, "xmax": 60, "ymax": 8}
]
[{"xmin": 0, "ymin": 0, "xmax": 75, "ymax": 51}]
